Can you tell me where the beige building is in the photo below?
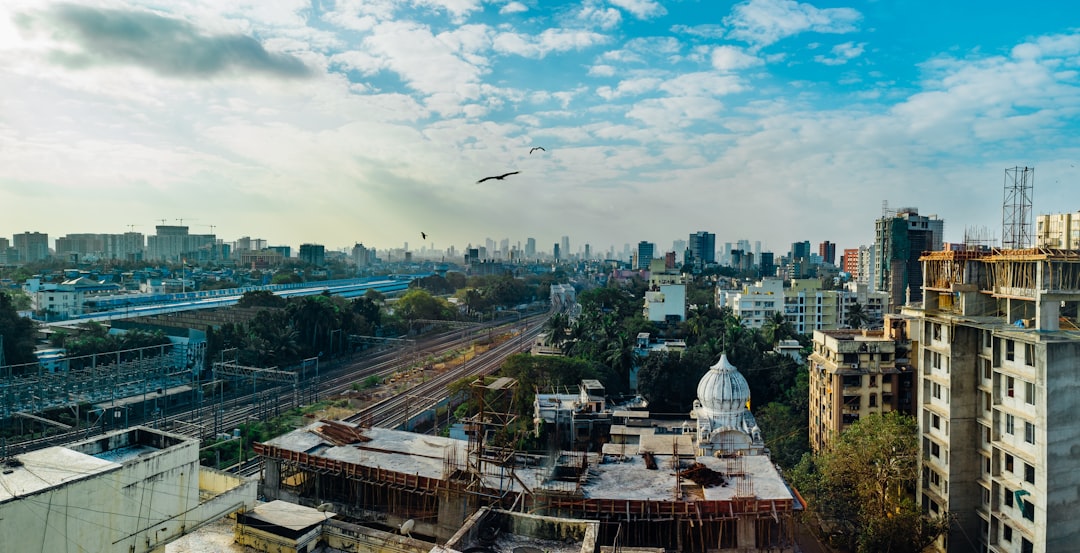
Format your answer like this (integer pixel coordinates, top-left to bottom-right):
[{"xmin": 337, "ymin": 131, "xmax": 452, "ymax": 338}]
[
  {"xmin": 807, "ymin": 315, "xmax": 917, "ymax": 451},
  {"xmin": 0, "ymin": 426, "xmax": 256, "ymax": 553},
  {"xmin": 1034, "ymin": 211, "xmax": 1080, "ymax": 249},
  {"xmin": 910, "ymin": 248, "xmax": 1080, "ymax": 553}
]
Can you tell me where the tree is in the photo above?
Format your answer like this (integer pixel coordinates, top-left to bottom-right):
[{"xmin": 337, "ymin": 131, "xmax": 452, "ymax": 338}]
[
  {"xmin": 237, "ymin": 290, "xmax": 286, "ymax": 309},
  {"xmin": 846, "ymin": 302, "xmax": 870, "ymax": 329},
  {"xmin": 0, "ymin": 292, "xmax": 37, "ymax": 369},
  {"xmin": 394, "ymin": 288, "xmax": 456, "ymax": 322},
  {"xmin": 792, "ymin": 412, "xmax": 950, "ymax": 553},
  {"xmin": 544, "ymin": 312, "xmax": 570, "ymax": 349}
]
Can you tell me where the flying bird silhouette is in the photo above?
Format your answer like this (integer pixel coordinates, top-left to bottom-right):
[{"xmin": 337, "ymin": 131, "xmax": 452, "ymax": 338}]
[
  {"xmin": 421, "ymin": 232, "xmax": 427, "ymax": 240},
  {"xmin": 476, "ymin": 171, "xmax": 520, "ymax": 183},
  {"xmin": 529, "ymin": 146, "xmax": 546, "ymax": 154}
]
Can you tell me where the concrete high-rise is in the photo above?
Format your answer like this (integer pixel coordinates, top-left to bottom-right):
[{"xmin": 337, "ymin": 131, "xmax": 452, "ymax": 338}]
[
  {"xmin": 874, "ymin": 208, "xmax": 943, "ymax": 310},
  {"xmin": 688, "ymin": 231, "xmax": 716, "ymax": 268},
  {"xmin": 525, "ymin": 238, "xmax": 536, "ymax": 258},
  {"xmin": 818, "ymin": 241, "xmax": 836, "ymax": 265},
  {"xmin": 12, "ymin": 231, "xmax": 49, "ymax": 263},
  {"xmin": 910, "ymin": 248, "xmax": 1080, "ymax": 553}
]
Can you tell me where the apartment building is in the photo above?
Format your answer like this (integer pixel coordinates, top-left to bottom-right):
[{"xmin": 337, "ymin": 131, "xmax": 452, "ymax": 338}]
[
  {"xmin": 807, "ymin": 315, "xmax": 917, "ymax": 451},
  {"xmin": 718, "ymin": 277, "xmax": 784, "ymax": 328},
  {"xmin": 909, "ymin": 248, "xmax": 1080, "ymax": 553},
  {"xmin": 875, "ymin": 208, "xmax": 944, "ymax": 309},
  {"xmin": 1034, "ymin": 211, "xmax": 1080, "ymax": 249}
]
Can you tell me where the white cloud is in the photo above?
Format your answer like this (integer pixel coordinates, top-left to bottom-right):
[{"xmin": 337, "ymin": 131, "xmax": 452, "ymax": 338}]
[
  {"xmin": 724, "ymin": 0, "xmax": 861, "ymax": 47},
  {"xmin": 660, "ymin": 72, "xmax": 746, "ymax": 97},
  {"xmin": 608, "ymin": 0, "xmax": 666, "ymax": 20},
  {"xmin": 813, "ymin": 41, "xmax": 864, "ymax": 65},
  {"xmin": 711, "ymin": 45, "xmax": 763, "ymax": 71},
  {"xmin": 361, "ymin": 20, "xmax": 489, "ymax": 104},
  {"xmin": 596, "ymin": 76, "xmax": 662, "ymax": 99},
  {"xmin": 577, "ymin": 3, "xmax": 622, "ymax": 30},
  {"xmin": 500, "ymin": 2, "xmax": 528, "ymax": 15},
  {"xmin": 492, "ymin": 28, "xmax": 609, "ymax": 58},
  {"xmin": 670, "ymin": 24, "xmax": 725, "ymax": 39}
]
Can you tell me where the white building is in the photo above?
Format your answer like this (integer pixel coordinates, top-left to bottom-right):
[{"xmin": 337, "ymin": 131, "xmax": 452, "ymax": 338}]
[
  {"xmin": 719, "ymin": 277, "xmax": 784, "ymax": 328},
  {"xmin": 0, "ymin": 426, "xmax": 256, "ymax": 553},
  {"xmin": 691, "ymin": 354, "xmax": 765, "ymax": 456}
]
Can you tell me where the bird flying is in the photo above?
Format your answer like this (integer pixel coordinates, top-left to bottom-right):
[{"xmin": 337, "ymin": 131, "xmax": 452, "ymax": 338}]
[
  {"xmin": 421, "ymin": 232, "xmax": 427, "ymax": 240},
  {"xmin": 476, "ymin": 171, "xmax": 521, "ymax": 183},
  {"xmin": 529, "ymin": 146, "xmax": 546, "ymax": 154}
]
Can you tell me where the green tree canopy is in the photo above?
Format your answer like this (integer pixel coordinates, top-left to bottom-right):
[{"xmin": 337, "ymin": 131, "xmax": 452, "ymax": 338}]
[{"xmin": 791, "ymin": 412, "xmax": 949, "ymax": 553}]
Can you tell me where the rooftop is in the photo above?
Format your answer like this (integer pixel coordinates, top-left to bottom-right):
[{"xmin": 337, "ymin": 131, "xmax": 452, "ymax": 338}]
[{"xmin": 0, "ymin": 447, "xmax": 120, "ymax": 504}]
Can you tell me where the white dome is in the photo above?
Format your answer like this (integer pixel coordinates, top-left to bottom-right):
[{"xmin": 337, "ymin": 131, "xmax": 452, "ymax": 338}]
[{"xmin": 696, "ymin": 353, "xmax": 751, "ymax": 415}]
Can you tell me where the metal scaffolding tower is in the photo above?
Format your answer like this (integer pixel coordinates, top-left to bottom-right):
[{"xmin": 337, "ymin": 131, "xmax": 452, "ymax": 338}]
[{"xmin": 1002, "ymin": 166, "xmax": 1035, "ymax": 249}]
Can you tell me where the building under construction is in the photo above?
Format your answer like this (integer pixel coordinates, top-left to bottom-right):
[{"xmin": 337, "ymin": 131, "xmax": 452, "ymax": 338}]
[
  {"xmin": 912, "ymin": 246, "xmax": 1080, "ymax": 552},
  {"xmin": 256, "ymin": 358, "xmax": 801, "ymax": 552}
]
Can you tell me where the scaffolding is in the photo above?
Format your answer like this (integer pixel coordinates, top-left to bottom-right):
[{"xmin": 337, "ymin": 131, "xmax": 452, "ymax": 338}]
[{"xmin": 1002, "ymin": 166, "xmax": 1035, "ymax": 249}]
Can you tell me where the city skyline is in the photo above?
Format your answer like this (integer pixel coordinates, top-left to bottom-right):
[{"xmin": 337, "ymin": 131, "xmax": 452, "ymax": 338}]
[{"xmin": 2, "ymin": 1, "xmax": 1079, "ymax": 252}]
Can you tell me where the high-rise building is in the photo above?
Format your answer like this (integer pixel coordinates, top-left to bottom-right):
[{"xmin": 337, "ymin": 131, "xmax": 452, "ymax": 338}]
[
  {"xmin": 635, "ymin": 241, "xmax": 655, "ymax": 270},
  {"xmin": 842, "ymin": 248, "xmax": 860, "ymax": 277},
  {"xmin": 722, "ymin": 242, "xmax": 733, "ymax": 266},
  {"xmin": 552, "ymin": 243, "xmax": 560, "ymax": 261},
  {"xmin": 525, "ymin": 238, "xmax": 536, "ymax": 258},
  {"xmin": 12, "ymin": 231, "xmax": 49, "ymax": 263},
  {"xmin": 298, "ymin": 243, "xmax": 326, "ymax": 266},
  {"xmin": 759, "ymin": 252, "xmax": 775, "ymax": 278},
  {"xmin": 818, "ymin": 241, "xmax": 836, "ymax": 265},
  {"xmin": 688, "ymin": 231, "xmax": 716, "ymax": 268},
  {"xmin": 146, "ymin": 226, "xmax": 217, "ymax": 262},
  {"xmin": 790, "ymin": 240, "xmax": 811, "ymax": 261},
  {"xmin": 911, "ymin": 248, "xmax": 1080, "ymax": 553},
  {"xmin": 874, "ymin": 208, "xmax": 944, "ymax": 310},
  {"xmin": 584, "ymin": 243, "xmax": 591, "ymax": 261},
  {"xmin": 561, "ymin": 236, "xmax": 570, "ymax": 259}
]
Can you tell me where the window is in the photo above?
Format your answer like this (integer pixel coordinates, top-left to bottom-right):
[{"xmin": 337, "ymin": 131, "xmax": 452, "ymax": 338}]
[
  {"xmin": 1022, "ymin": 499, "xmax": 1034, "ymax": 521},
  {"xmin": 869, "ymin": 394, "xmax": 877, "ymax": 408},
  {"xmin": 869, "ymin": 375, "xmax": 877, "ymax": 387},
  {"xmin": 1004, "ymin": 525, "xmax": 1013, "ymax": 542},
  {"xmin": 1025, "ymin": 343, "xmax": 1035, "ymax": 366},
  {"xmin": 1005, "ymin": 414, "xmax": 1014, "ymax": 435},
  {"xmin": 982, "ymin": 359, "xmax": 992, "ymax": 380},
  {"xmin": 1006, "ymin": 376, "xmax": 1015, "ymax": 397},
  {"xmin": 983, "ymin": 391, "xmax": 992, "ymax": 412},
  {"xmin": 1025, "ymin": 381, "xmax": 1036, "ymax": 405},
  {"xmin": 1005, "ymin": 487, "xmax": 1013, "ymax": 507},
  {"xmin": 1025, "ymin": 463, "xmax": 1035, "ymax": 484},
  {"xmin": 930, "ymin": 442, "xmax": 940, "ymax": 458},
  {"xmin": 1022, "ymin": 538, "xmax": 1034, "ymax": 553},
  {"xmin": 1005, "ymin": 453, "xmax": 1015, "ymax": 473},
  {"xmin": 932, "ymin": 413, "xmax": 940, "ymax": 429},
  {"xmin": 932, "ymin": 323, "xmax": 942, "ymax": 341},
  {"xmin": 932, "ymin": 382, "xmax": 942, "ymax": 399},
  {"xmin": 1025, "ymin": 421, "xmax": 1035, "ymax": 444},
  {"xmin": 932, "ymin": 351, "xmax": 942, "ymax": 369},
  {"xmin": 1006, "ymin": 339, "xmax": 1015, "ymax": 361}
]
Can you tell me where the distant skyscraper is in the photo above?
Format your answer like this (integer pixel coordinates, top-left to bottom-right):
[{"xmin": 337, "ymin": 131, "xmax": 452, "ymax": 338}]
[
  {"xmin": 13, "ymin": 231, "xmax": 49, "ymax": 263},
  {"xmin": 874, "ymin": 207, "xmax": 943, "ymax": 308},
  {"xmin": 723, "ymin": 242, "xmax": 733, "ymax": 266},
  {"xmin": 636, "ymin": 241, "xmax": 655, "ymax": 270},
  {"xmin": 525, "ymin": 237, "xmax": 536, "ymax": 258},
  {"xmin": 299, "ymin": 243, "xmax": 326, "ymax": 266},
  {"xmin": 842, "ymin": 248, "xmax": 859, "ymax": 277},
  {"xmin": 688, "ymin": 232, "xmax": 716, "ymax": 267},
  {"xmin": 553, "ymin": 243, "xmax": 560, "ymax": 260},
  {"xmin": 561, "ymin": 236, "xmax": 570, "ymax": 258},
  {"xmin": 818, "ymin": 241, "xmax": 836, "ymax": 265},
  {"xmin": 790, "ymin": 241, "xmax": 811, "ymax": 261},
  {"xmin": 759, "ymin": 252, "xmax": 775, "ymax": 277},
  {"xmin": 584, "ymin": 243, "xmax": 591, "ymax": 261}
]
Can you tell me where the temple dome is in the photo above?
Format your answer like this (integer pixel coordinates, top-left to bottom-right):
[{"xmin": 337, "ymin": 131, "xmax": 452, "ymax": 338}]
[{"xmin": 696, "ymin": 353, "xmax": 751, "ymax": 415}]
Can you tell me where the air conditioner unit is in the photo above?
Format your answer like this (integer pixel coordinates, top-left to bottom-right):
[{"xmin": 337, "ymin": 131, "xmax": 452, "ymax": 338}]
[{"xmin": 851, "ymin": 363, "xmax": 860, "ymax": 370}]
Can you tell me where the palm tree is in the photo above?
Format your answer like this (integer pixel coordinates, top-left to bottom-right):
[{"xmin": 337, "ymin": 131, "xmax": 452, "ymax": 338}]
[
  {"xmin": 544, "ymin": 312, "xmax": 569, "ymax": 349},
  {"xmin": 846, "ymin": 302, "xmax": 870, "ymax": 329}
]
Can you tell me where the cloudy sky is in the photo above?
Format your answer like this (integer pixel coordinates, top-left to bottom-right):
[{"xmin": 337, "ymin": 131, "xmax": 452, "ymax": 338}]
[{"xmin": 2, "ymin": 0, "xmax": 1079, "ymax": 257}]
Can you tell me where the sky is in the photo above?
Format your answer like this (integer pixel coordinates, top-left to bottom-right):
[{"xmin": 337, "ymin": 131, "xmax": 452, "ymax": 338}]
[{"xmin": 2, "ymin": 0, "xmax": 1079, "ymax": 257}]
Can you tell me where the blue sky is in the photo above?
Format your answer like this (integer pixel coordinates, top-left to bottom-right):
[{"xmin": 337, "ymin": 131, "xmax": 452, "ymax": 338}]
[{"xmin": 1, "ymin": 0, "xmax": 1079, "ymax": 257}]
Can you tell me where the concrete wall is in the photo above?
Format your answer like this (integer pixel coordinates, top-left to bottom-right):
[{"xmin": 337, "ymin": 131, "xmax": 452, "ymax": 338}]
[{"xmin": 1044, "ymin": 339, "xmax": 1080, "ymax": 551}]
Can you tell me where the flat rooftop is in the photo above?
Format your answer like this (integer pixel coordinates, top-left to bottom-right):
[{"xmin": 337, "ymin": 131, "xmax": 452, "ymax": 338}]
[
  {"xmin": 0, "ymin": 447, "xmax": 120, "ymax": 504},
  {"xmin": 262, "ymin": 421, "xmax": 796, "ymax": 504}
]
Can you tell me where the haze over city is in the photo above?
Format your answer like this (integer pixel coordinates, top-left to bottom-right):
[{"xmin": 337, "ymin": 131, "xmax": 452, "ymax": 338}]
[{"xmin": 2, "ymin": 0, "xmax": 1079, "ymax": 253}]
